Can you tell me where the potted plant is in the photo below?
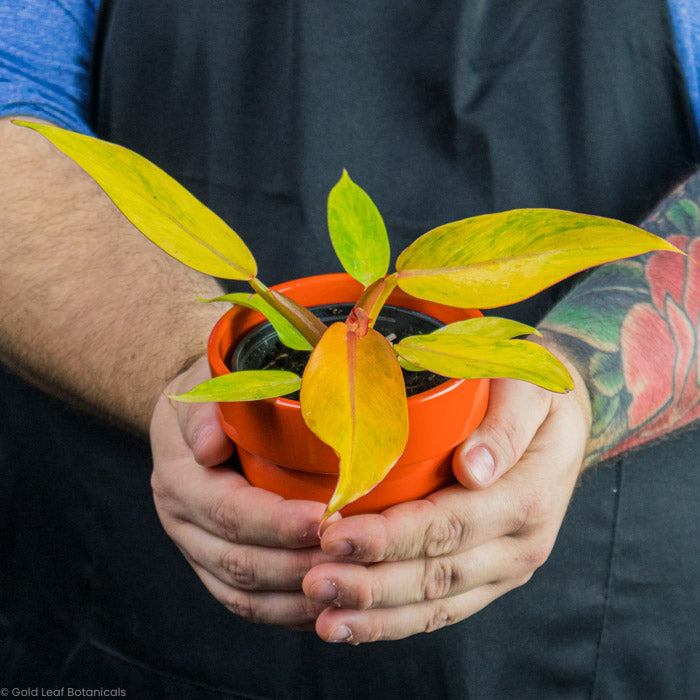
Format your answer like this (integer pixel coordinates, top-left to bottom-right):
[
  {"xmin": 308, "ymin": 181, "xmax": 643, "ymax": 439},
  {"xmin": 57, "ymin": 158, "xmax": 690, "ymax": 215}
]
[
  {"xmin": 15, "ymin": 121, "xmax": 681, "ymax": 520},
  {"xmin": 206, "ymin": 271, "xmax": 491, "ymax": 517}
]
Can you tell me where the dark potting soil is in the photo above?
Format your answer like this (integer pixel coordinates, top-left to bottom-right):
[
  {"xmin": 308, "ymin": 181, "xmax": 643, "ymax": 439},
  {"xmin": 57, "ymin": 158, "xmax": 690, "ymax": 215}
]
[{"xmin": 229, "ymin": 304, "xmax": 450, "ymax": 401}]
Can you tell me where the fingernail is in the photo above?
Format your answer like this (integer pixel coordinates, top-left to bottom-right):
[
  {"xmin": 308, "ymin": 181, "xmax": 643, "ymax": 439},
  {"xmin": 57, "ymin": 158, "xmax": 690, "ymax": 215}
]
[
  {"xmin": 298, "ymin": 525, "xmax": 321, "ymax": 546},
  {"xmin": 326, "ymin": 539, "xmax": 354, "ymax": 557},
  {"xmin": 466, "ymin": 445, "xmax": 496, "ymax": 485},
  {"xmin": 310, "ymin": 579, "xmax": 338, "ymax": 604},
  {"xmin": 328, "ymin": 624, "xmax": 353, "ymax": 643}
]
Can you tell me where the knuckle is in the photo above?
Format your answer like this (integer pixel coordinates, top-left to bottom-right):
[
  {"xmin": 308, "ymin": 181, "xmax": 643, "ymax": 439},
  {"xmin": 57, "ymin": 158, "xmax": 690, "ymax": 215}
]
[
  {"xmin": 424, "ymin": 511, "xmax": 465, "ymax": 557},
  {"xmin": 517, "ymin": 533, "xmax": 556, "ymax": 572},
  {"xmin": 364, "ymin": 520, "xmax": 397, "ymax": 561},
  {"xmin": 219, "ymin": 547, "xmax": 258, "ymax": 590},
  {"xmin": 424, "ymin": 603, "xmax": 457, "ymax": 634},
  {"xmin": 520, "ymin": 542, "xmax": 551, "ymax": 570},
  {"xmin": 221, "ymin": 590, "xmax": 256, "ymax": 623},
  {"xmin": 366, "ymin": 620, "xmax": 389, "ymax": 643},
  {"xmin": 422, "ymin": 558, "xmax": 458, "ymax": 600},
  {"xmin": 276, "ymin": 517, "xmax": 309, "ymax": 549},
  {"xmin": 517, "ymin": 487, "xmax": 555, "ymax": 531},
  {"xmin": 149, "ymin": 472, "xmax": 180, "ymax": 533},
  {"xmin": 477, "ymin": 419, "xmax": 521, "ymax": 468},
  {"xmin": 210, "ymin": 498, "xmax": 241, "ymax": 542},
  {"xmin": 355, "ymin": 582, "xmax": 376, "ymax": 611},
  {"xmin": 270, "ymin": 504, "xmax": 317, "ymax": 549},
  {"xmin": 150, "ymin": 470, "xmax": 171, "ymax": 506}
]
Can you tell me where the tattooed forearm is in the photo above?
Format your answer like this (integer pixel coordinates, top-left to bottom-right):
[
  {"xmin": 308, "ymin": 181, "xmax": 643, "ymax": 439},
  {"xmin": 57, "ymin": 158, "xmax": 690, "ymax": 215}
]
[{"xmin": 540, "ymin": 172, "xmax": 700, "ymax": 465}]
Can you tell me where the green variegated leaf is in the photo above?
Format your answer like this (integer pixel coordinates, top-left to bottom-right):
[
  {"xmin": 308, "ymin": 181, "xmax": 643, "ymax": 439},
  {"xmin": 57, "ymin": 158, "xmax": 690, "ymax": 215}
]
[
  {"xmin": 397, "ymin": 356, "xmax": 426, "ymax": 372},
  {"xmin": 169, "ymin": 370, "xmax": 301, "ymax": 402},
  {"xmin": 327, "ymin": 170, "xmax": 390, "ymax": 287},
  {"xmin": 432, "ymin": 317, "xmax": 539, "ymax": 339},
  {"xmin": 395, "ymin": 333, "xmax": 573, "ymax": 392},
  {"xmin": 395, "ymin": 209, "xmax": 682, "ymax": 308},
  {"xmin": 398, "ymin": 317, "xmax": 537, "ymax": 370},
  {"xmin": 15, "ymin": 120, "xmax": 257, "ymax": 280},
  {"xmin": 202, "ymin": 293, "xmax": 312, "ymax": 351}
]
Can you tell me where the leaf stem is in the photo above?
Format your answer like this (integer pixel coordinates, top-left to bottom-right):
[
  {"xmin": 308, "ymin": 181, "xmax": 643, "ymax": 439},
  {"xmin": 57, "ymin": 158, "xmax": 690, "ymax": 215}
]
[
  {"xmin": 356, "ymin": 273, "xmax": 398, "ymax": 327},
  {"xmin": 249, "ymin": 277, "xmax": 327, "ymax": 346}
]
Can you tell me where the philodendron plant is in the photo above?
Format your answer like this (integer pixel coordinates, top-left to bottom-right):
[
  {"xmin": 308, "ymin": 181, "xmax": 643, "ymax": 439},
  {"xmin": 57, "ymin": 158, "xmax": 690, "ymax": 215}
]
[{"xmin": 16, "ymin": 121, "xmax": 681, "ymax": 518}]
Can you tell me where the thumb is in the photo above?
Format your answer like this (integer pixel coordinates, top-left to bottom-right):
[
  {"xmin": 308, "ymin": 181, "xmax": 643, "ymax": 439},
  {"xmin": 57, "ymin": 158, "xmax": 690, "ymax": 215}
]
[
  {"xmin": 452, "ymin": 378, "xmax": 554, "ymax": 489},
  {"xmin": 168, "ymin": 355, "xmax": 235, "ymax": 467}
]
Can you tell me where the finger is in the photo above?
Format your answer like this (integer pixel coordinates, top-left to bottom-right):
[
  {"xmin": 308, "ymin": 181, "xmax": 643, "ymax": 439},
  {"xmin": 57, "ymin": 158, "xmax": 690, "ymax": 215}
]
[
  {"xmin": 318, "ymin": 482, "xmax": 524, "ymax": 563},
  {"xmin": 174, "ymin": 521, "xmax": 334, "ymax": 592},
  {"xmin": 169, "ymin": 355, "xmax": 235, "ymax": 467},
  {"xmin": 313, "ymin": 581, "xmax": 516, "ymax": 643},
  {"xmin": 493, "ymin": 392, "xmax": 587, "ymax": 538},
  {"xmin": 178, "ymin": 400, "xmax": 235, "ymax": 467},
  {"xmin": 192, "ymin": 562, "xmax": 327, "ymax": 628},
  {"xmin": 153, "ymin": 368, "xmax": 340, "ymax": 548},
  {"xmin": 452, "ymin": 378, "xmax": 553, "ymax": 489},
  {"xmin": 304, "ymin": 536, "xmax": 535, "ymax": 610},
  {"xmin": 318, "ymin": 383, "xmax": 588, "ymax": 565},
  {"xmin": 157, "ymin": 462, "xmax": 333, "ymax": 548}
]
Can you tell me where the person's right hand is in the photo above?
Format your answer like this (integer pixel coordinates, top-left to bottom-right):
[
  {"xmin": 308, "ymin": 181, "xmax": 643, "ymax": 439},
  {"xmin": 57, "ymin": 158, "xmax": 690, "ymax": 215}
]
[{"xmin": 149, "ymin": 356, "xmax": 334, "ymax": 628}]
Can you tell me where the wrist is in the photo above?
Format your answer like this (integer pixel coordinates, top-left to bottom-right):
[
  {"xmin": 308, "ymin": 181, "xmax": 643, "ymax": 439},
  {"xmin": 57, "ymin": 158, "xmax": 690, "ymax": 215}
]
[{"xmin": 536, "ymin": 330, "xmax": 593, "ymax": 468}]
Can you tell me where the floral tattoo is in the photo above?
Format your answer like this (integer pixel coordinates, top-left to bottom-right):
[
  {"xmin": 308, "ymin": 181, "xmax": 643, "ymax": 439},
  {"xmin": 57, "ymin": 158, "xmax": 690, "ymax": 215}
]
[{"xmin": 540, "ymin": 172, "xmax": 700, "ymax": 465}]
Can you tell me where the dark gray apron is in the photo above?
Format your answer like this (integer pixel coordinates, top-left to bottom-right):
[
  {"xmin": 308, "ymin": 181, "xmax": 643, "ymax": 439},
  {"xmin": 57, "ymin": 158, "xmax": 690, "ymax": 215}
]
[{"xmin": 2, "ymin": 1, "xmax": 698, "ymax": 697}]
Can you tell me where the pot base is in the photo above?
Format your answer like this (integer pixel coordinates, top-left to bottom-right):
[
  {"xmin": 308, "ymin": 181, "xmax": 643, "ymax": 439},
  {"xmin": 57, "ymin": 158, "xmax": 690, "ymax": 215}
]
[{"xmin": 237, "ymin": 444, "xmax": 457, "ymax": 516}]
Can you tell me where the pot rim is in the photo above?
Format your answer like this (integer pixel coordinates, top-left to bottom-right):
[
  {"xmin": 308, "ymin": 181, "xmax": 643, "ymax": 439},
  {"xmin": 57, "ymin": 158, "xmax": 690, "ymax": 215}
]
[{"xmin": 208, "ymin": 272, "xmax": 481, "ymax": 406}]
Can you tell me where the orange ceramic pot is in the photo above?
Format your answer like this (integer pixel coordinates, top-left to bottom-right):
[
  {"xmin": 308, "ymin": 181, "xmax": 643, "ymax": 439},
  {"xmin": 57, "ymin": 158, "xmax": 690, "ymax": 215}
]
[{"xmin": 207, "ymin": 273, "xmax": 489, "ymax": 515}]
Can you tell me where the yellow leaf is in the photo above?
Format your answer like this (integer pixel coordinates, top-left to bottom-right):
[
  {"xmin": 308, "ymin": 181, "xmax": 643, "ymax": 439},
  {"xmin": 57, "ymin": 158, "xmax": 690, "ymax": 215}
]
[
  {"xmin": 14, "ymin": 121, "xmax": 257, "ymax": 280},
  {"xmin": 396, "ymin": 333, "xmax": 573, "ymax": 392},
  {"xmin": 432, "ymin": 317, "xmax": 539, "ymax": 339},
  {"xmin": 202, "ymin": 292, "xmax": 312, "ymax": 351},
  {"xmin": 396, "ymin": 209, "xmax": 681, "ymax": 308},
  {"xmin": 169, "ymin": 370, "xmax": 301, "ymax": 402},
  {"xmin": 300, "ymin": 322, "xmax": 409, "ymax": 518}
]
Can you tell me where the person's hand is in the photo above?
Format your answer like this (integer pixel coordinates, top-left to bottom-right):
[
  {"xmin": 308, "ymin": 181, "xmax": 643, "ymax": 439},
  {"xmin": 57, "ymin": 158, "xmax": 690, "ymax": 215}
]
[
  {"xmin": 303, "ymin": 349, "xmax": 592, "ymax": 643},
  {"xmin": 150, "ymin": 356, "xmax": 334, "ymax": 628}
]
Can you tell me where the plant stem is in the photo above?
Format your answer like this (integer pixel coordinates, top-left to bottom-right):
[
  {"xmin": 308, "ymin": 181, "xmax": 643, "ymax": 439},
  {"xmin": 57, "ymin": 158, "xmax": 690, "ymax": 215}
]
[{"xmin": 249, "ymin": 277, "xmax": 327, "ymax": 346}]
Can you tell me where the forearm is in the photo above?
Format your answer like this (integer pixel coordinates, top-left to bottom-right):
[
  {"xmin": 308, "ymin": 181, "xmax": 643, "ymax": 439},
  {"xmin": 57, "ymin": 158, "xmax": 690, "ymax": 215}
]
[
  {"xmin": 0, "ymin": 117, "xmax": 227, "ymax": 434},
  {"xmin": 540, "ymin": 172, "xmax": 700, "ymax": 465}
]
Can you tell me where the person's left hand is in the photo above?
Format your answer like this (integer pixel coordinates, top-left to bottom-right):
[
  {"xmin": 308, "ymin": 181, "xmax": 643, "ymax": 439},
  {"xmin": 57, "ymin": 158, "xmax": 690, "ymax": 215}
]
[{"xmin": 302, "ymin": 352, "xmax": 592, "ymax": 643}]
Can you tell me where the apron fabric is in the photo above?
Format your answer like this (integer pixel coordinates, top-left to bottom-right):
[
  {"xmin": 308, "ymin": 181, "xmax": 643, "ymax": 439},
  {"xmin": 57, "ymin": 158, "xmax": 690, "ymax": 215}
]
[{"xmin": 2, "ymin": 1, "xmax": 699, "ymax": 696}]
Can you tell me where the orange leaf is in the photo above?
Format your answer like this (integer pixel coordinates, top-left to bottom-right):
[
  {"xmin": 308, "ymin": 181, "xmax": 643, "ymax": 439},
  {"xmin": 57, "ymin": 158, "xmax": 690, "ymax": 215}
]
[{"xmin": 300, "ymin": 322, "xmax": 409, "ymax": 518}]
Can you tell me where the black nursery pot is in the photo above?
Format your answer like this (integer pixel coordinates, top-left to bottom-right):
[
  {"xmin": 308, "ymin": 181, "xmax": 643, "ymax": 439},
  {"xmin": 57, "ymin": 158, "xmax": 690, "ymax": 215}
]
[{"xmin": 232, "ymin": 303, "xmax": 448, "ymax": 398}]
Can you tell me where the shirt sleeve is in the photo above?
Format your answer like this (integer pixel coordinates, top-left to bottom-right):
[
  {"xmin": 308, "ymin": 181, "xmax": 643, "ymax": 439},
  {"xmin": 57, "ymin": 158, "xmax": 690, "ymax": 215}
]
[
  {"xmin": 0, "ymin": 0, "xmax": 99, "ymax": 134},
  {"xmin": 668, "ymin": 0, "xmax": 700, "ymax": 140}
]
